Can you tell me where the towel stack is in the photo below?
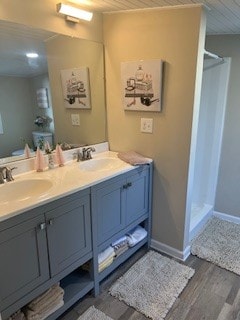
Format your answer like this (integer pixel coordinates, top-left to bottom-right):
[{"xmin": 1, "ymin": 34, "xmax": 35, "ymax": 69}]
[
  {"xmin": 24, "ymin": 284, "xmax": 64, "ymax": 320},
  {"xmin": 8, "ymin": 310, "xmax": 26, "ymax": 320},
  {"xmin": 111, "ymin": 236, "xmax": 128, "ymax": 257},
  {"xmin": 98, "ymin": 226, "xmax": 147, "ymax": 273},
  {"xmin": 98, "ymin": 246, "xmax": 115, "ymax": 272},
  {"xmin": 126, "ymin": 225, "xmax": 148, "ymax": 247}
]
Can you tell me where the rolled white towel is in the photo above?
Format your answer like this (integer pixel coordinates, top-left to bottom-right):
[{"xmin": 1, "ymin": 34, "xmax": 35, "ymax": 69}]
[
  {"xmin": 111, "ymin": 236, "xmax": 127, "ymax": 247},
  {"xmin": 126, "ymin": 226, "xmax": 147, "ymax": 247}
]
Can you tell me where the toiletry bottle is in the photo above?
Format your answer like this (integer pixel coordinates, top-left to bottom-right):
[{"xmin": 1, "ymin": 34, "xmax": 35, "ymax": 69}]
[
  {"xmin": 48, "ymin": 153, "xmax": 54, "ymax": 169},
  {"xmin": 135, "ymin": 65, "xmax": 144, "ymax": 82}
]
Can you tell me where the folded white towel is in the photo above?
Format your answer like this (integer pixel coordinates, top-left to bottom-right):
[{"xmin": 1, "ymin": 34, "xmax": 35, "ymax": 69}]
[
  {"xmin": 98, "ymin": 246, "xmax": 115, "ymax": 264},
  {"xmin": 8, "ymin": 310, "xmax": 26, "ymax": 320},
  {"xmin": 98, "ymin": 256, "xmax": 114, "ymax": 273},
  {"xmin": 28, "ymin": 290, "xmax": 64, "ymax": 314},
  {"xmin": 126, "ymin": 226, "xmax": 147, "ymax": 247},
  {"xmin": 117, "ymin": 151, "xmax": 151, "ymax": 166},
  {"xmin": 28, "ymin": 284, "xmax": 64, "ymax": 311},
  {"xmin": 26, "ymin": 299, "xmax": 64, "ymax": 320}
]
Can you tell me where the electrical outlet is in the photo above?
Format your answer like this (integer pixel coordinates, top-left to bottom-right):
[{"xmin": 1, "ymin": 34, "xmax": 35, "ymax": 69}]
[
  {"xmin": 141, "ymin": 118, "xmax": 153, "ymax": 133},
  {"xmin": 71, "ymin": 114, "xmax": 80, "ymax": 126}
]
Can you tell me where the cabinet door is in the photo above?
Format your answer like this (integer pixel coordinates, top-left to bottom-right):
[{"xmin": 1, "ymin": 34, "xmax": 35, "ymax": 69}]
[
  {"xmin": 0, "ymin": 215, "xmax": 49, "ymax": 311},
  {"xmin": 46, "ymin": 194, "xmax": 91, "ymax": 277},
  {"xmin": 93, "ymin": 178, "xmax": 125, "ymax": 244},
  {"xmin": 126, "ymin": 168, "xmax": 149, "ymax": 225}
]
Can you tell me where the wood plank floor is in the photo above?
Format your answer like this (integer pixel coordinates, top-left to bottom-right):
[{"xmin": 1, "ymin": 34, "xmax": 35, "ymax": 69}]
[{"xmin": 59, "ymin": 249, "xmax": 240, "ymax": 320}]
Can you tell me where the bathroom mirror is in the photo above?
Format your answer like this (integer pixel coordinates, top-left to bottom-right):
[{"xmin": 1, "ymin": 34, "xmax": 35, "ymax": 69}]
[{"xmin": 0, "ymin": 20, "xmax": 106, "ymax": 162}]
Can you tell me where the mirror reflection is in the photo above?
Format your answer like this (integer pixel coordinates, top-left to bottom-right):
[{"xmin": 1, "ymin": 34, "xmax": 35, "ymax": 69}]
[{"xmin": 0, "ymin": 20, "xmax": 106, "ymax": 163}]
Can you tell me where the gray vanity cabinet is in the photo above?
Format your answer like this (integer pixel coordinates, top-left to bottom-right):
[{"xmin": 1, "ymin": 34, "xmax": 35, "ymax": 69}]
[
  {"xmin": 0, "ymin": 189, "xmax": 93, "ymax": 319},
  {"xmin": 92, "ymin": 166, "xmax": 150, "ymax": 246},
  {"xmin": 92, "ymin": 177, "xmax": 126, "ymax": 244},
  {"xmin": 125, "ymin": 168, "xmax": 149, "ymax": 225},
  {"xmin": 91, "ymin": 165, "xmax": 152, "ymax": 295},
  {"xmin": 46, "ymin": 194, "xmax": 91, "ymax": 277},
  {"xmin": 0, "ymin": 211, "xmax": 49, "ymax": 312}
]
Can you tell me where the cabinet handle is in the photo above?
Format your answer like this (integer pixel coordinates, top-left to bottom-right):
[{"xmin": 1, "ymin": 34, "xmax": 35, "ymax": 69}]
[
  {"xmin": 48, "ymin": 219, "xmax": 54, "ymax": 226},
  {"xmin": 38, "ymin": 222, "xmax": 46, "ymax": 230},
  {"xmin": 123, "ymin": 182, "xmax": 132, "ymax": 189}
]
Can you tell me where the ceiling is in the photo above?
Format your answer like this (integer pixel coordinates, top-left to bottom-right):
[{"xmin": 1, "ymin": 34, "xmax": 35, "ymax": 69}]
[
  {"xmin": 0, "ymin": 1, "xmax": 239, "ymax": 77},
  {"xmin": 0, "ymin": 20, "xmax": 56, "ymax": 77},
  {"xmin": 69, "ymin": 0, "xmax": 240, "ymax": 35}
]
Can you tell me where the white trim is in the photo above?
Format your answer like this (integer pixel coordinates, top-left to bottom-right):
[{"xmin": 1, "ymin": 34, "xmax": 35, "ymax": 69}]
[
  {"xmin": 103, "ymin": 4, "xmax": 203, "ymax": 14},
  {"xmin": 189, "ymin": 207, "xmax": 213, "ymax": 241},
  {"xmin": 150, "ymin": 239, "xmax": 191, "ymax": 261},
  {"xmin": 213, "ymin": 211, "xmax": 240, "ymax": 224}
]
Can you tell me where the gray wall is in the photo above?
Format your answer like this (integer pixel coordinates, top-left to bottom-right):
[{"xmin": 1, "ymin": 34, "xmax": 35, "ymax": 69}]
[
  {"xmin": 0, "ymin": 76, "xmax": 34, "ymax": 157},
  {"xmin": 0, "ymin": 74, "xmax": 54, "ymax": 158},
  {"xmin": 206, "ymin": 35, "xmax": 240, "ymax": 218}
]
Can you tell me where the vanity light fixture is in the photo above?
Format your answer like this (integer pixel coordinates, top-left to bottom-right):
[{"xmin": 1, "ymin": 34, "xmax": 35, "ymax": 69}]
[
  {"xmin": 26, "ymin": 52, "xmax": 39, "ymax": 58},
  {"xmin": 56, "ymin": 3, "xmax": 93, "ymax": 22}
]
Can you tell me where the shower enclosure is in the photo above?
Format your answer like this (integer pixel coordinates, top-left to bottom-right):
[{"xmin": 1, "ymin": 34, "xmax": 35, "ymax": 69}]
[{"xmin": 188, "ymin": 53, "xmax": 231, "ymax": 240}]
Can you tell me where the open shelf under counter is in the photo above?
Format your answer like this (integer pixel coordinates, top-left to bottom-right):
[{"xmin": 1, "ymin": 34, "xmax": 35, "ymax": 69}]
[
  {"xmin": 98, "ymin": 237, "xmax": 148, "ymax": 282},
  {"xmin": 47, "ymin": 270, "xmax": 94, "ymax": 320}
]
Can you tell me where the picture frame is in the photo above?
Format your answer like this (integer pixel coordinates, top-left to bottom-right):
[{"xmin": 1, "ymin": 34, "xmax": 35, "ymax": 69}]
[
  {"xmin": 60, "ymin": 67, "xmax": 91, "ymax": 109},
  {"xmin": 121, "ymin": 59, "xmax": 163, "ymax": 112}
]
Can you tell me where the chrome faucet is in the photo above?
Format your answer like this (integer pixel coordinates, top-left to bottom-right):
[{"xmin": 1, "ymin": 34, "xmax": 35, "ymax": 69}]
[
  {"xmin": 0, "ymin": 166, "xmax": 16, "ymax": 184},
  {"xmin": 73, "ymin": 147, "xmax": 96, "ymax": 162},
  {"xmin": 82, "ymin": 147, "xmax": 95, "ymax": 161},
  {"xmin": 73, "ymin": 149, "xmax": 83, "ymax": 162}
]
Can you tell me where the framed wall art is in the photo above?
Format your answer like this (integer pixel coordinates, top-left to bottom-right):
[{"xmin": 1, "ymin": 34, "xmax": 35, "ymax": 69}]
[
  {"xmin": 60, "ymin": 67, "xmax": 91, "ymax": 109},
  {"xmin": 121, "ymin": 59, "xmax": 163, "ymax": 112}
]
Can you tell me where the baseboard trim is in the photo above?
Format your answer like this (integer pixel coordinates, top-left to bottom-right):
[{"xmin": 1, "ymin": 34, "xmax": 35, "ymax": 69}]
[
  {"xmin": 150, "ymin": 239, "xmax": 191, "ymax": 261},
  {"xmin": 189, "ymin": 209, "xmax": 213, "ymax": 241},
  {"xmin": 213, "ymin": 211, "xmax": 240, "ymax": 224}
]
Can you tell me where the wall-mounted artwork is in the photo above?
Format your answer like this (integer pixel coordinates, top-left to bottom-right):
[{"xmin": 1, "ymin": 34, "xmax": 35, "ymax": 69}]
[
  {"xmin": 121, "ymin": 60, "xmax": 163, "ymax": 112},
  {"xmin": 60, "ymin": 67, "xmax": 91, "ymax": 109},
  {"xmin": 36, "ymin": 88, "xmax": 49, "ymax": 109}
]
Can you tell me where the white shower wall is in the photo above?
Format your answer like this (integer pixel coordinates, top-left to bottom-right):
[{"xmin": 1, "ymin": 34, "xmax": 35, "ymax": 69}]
[{"xmin": 189, "ymin": 57, "xmax": 231, "ymax": 236}]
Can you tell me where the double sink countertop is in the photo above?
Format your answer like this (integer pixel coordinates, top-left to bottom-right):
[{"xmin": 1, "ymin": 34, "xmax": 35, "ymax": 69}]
[{"xmin": 0, "ymin": 149, "xmax": 134, "ymax": 222}]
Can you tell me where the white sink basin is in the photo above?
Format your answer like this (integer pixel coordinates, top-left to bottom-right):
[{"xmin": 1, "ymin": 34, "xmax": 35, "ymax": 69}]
[
  {"xmin": 79, "ymin": 157, "xmax": 123, "ymax": 172},
  {"xmin": 0, "ymin": 179, "xmax": 53, "ymax": 204}
]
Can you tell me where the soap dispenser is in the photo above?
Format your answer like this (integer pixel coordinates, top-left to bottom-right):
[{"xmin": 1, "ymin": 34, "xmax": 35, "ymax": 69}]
[{"xmin": 45, "ymin": 142, "xmax": 54, "ymax": 169}]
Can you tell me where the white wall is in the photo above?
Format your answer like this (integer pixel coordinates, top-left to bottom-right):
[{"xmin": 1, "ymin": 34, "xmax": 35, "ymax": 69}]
[
  {"xmin": 206, "ymin": 35, "xmax": 240, "ymax": 218},
  {"xmin": 192, "ymin": 58, "xmax": 231, "ymax": 207}
]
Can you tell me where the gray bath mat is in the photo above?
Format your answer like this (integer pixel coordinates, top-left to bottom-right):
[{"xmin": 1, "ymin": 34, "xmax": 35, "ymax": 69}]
[
  {"xmin": 77, "ymin": 306, "xmax": 113, "ymax": 320},
  {"xmin": 109, "ymin": 250, "xmax": 194, "ymax": 320},
  {"xmin": 191, "ymin": 217, "xmax": 240, "ymax": 275}
]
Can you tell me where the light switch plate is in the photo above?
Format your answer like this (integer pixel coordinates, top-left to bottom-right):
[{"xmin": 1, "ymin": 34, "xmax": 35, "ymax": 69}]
[
  {"xmin": 141, "ymin": 118, "xmax": 153, "ymax": 133},
  {"xmin": 71, "ymin": 114, "xmax": 80, "ymax": 126}
]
